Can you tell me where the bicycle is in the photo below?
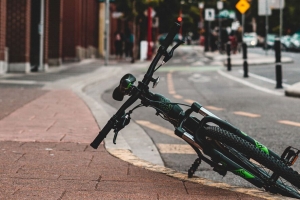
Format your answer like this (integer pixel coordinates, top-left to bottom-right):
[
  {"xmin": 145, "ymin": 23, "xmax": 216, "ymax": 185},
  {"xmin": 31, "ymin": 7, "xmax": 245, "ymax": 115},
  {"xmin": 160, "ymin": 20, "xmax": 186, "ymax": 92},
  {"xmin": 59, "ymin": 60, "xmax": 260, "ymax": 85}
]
[{"xmin": 91, "ymin": 22, "xmax": 300, "ymax": 199}]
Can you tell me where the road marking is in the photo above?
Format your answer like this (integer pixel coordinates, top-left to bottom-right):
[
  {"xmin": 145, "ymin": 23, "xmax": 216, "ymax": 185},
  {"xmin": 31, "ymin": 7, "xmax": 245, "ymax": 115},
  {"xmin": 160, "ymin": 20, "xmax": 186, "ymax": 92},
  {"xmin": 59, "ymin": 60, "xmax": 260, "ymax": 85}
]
[
  {"xmin": 135, "ymin": 120, "xmax": 178, "ymax": 140},
  {"xmin": 218, "ymin": 70, "xmax": 284, "ymax": 96},
  {"xmin": 278, "ymin": 120, "xmax": 300, "ymax": 127},
  {"xmin": 233, "ymin": 111, "xmax": 261, "ymax": 118},
  {"xmin": 238, "ymin": 70, "xmax": 290, "ymax": 88},
  {"xmin": 156, "ymin": 144, "xmax": 196, "ymax": 154},
  {"xmin": 184, "ymin": 99, "xmax": 194, "ymax": 104},
  {"xmin": 167, "ymin": 72, "xmax": 176, "ymax": 95},
  {"xmin": 0, "ymin": 79, "xmax": 47, "ymax": 85},
  {"xmin": 205, "ymin": 106, "xmax": 224, "ymax": 111},
  {"xmin": 173, "ymin": 94, "xmax": 183, "ymax": 99}
]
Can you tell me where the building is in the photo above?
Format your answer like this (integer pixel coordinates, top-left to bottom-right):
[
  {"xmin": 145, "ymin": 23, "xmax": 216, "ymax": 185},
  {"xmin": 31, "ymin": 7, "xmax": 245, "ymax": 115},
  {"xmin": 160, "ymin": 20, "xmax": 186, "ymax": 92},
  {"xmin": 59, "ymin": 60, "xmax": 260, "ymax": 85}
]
[{"xmin": 0, "ymin": 0, "xmax": 99, "ymax": 74}]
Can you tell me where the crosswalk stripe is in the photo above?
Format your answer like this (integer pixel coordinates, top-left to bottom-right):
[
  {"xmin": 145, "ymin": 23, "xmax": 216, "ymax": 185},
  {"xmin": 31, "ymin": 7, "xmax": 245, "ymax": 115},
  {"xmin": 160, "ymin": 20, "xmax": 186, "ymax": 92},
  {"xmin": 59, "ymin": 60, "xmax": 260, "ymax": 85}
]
[
  {"xmin": 233, "ymin": 111, "xmax": 261, "ymax": 118},
  {"xmin": 278, "ymin": 120, "xmax": 300, "ymax": 127},
  {"xmin": 135, "ymin": 120, "xmax": 178, "ymax": 139},
  {"xmin": 156, "ymin": 143, "xmax": 196, "ymax": 154}
]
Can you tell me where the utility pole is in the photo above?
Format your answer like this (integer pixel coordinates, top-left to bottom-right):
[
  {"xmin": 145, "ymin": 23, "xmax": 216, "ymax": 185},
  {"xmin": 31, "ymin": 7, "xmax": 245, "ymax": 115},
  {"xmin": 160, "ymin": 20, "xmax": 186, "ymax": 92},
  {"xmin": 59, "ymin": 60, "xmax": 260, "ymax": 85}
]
[
  {"xmin": 39, "ymin": 0, "xmax": 45, "ymax": 71},
  {"xmin": 265, "ymin": 0, "xmax": 269, "ymax": 55},
  {"xmin": 105, "ymin": 0, "xmax": 110, "ymax": 66},
  {"xmin": 279, "ymin": 0, "xmax": 283, "ymax": 38}
]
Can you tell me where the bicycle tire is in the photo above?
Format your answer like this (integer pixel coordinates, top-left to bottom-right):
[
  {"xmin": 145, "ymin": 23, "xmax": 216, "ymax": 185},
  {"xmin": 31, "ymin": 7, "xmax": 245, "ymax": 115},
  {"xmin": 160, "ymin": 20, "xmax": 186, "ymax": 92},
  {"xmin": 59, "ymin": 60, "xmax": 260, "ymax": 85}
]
[{"xmin": 201, "ymin": 126, "xmax": 300, "ymax": 198}]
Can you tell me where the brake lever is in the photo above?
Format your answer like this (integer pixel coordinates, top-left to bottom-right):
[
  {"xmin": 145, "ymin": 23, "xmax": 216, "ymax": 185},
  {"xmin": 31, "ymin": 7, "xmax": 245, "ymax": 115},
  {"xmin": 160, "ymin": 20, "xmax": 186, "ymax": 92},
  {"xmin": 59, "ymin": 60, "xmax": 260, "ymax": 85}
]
[
  {"xmin": 112, "ymin": 114, "xmax": 131, "ymax": 144},
  {"xmin": 162, "ymin": 40, "xmax": 185, "ymax": 64}
]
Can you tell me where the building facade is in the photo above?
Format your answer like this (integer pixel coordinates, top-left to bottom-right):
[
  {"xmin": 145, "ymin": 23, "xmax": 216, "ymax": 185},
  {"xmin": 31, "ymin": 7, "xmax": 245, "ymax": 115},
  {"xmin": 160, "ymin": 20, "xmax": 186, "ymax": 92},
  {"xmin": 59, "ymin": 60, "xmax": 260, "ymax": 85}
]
[{"xmin": 0, "ymin": 0, "xmax": 99, "ymax": 74}]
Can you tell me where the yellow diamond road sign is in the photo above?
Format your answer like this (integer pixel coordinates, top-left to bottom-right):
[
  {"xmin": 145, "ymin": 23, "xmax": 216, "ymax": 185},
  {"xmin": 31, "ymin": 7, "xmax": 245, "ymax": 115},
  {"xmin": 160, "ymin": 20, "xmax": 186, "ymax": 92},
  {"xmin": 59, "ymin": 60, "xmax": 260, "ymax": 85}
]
[{"xmin": 236, "ymin": 0, "xmax": 250, "ymax": 14}]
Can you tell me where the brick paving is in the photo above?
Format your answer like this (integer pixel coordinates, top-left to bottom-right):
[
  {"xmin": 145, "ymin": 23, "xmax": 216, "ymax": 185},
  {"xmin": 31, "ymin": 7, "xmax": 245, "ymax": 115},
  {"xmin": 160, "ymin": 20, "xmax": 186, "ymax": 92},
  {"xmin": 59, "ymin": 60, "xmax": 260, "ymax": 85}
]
[{"xmin": 0, "ymin": 85, "xmax": 265, "ymax": 199}]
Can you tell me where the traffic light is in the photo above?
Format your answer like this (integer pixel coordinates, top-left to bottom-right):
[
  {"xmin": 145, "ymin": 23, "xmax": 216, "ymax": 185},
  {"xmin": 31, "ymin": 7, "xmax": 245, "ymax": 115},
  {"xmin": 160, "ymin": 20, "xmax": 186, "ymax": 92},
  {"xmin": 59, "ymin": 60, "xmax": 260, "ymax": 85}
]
[{"xmin": 177, "ymin": 16, "xmax": 182, "ymax": 22}]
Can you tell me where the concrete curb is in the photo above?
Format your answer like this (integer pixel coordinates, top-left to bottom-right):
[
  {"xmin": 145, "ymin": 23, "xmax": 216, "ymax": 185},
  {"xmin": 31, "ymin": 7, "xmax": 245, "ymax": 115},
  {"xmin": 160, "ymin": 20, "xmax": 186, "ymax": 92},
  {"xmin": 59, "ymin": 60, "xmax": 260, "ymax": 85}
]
[
  {"xmin": 65, "ymin": 63, "xmax": 164, "ymax": 166},
  {"xmin": 204, "ymin": 52, "xmax": 293, "ymax": 66},
  {"xmin": 285, "ymin": 82, "xmax": 300, "ymax": 98},
  {"xmin": 107, "ymin": 149, "xmax": 292, "ymax": 200},
  {"xmin": 69, "ymin": 61, "xmax": 293, "ymax": 200}
]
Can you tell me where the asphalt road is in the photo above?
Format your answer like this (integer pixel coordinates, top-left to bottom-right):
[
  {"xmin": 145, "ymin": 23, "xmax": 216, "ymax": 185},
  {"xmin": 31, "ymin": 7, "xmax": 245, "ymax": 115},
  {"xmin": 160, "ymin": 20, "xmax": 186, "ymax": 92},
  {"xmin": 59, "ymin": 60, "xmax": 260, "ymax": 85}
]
[
  {"xmin": 248, "ymin": 47, "xmax": 300, "ymax": 85},
  {"xmin": 98, "ymin": 46, "xmax": 300, "ymax": 188}
]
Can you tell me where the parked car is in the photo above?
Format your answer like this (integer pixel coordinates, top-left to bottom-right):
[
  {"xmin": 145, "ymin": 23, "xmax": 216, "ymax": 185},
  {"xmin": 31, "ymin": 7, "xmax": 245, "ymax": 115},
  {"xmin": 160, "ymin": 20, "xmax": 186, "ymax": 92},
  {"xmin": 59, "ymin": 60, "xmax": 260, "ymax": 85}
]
[
  {"xmin": 280, "ymin": 35, "xmax": 291, "ymax": 51},
  {"xmin": 289, "ymin": 33, "xmax": 300, "ymax": 51},
  {"xmin": 266, "ymin": 34, "xmax": 277, "ymax": 48},
  {"xmin": 243, "ymin": 32, "xmax": 258, "ymax": 47}
]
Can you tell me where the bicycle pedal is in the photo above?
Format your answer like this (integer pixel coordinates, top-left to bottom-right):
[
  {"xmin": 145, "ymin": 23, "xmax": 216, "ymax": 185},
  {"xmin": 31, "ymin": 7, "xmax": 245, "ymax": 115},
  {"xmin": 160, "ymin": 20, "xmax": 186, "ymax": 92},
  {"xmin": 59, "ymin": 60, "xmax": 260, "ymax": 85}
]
[
  {"xmin": 281, "ymin": 146, "xmax": 300, "ymax": 166},
  {"xmin": 188, "ymin": 158, "xmax": 201, "ymax": 178}
]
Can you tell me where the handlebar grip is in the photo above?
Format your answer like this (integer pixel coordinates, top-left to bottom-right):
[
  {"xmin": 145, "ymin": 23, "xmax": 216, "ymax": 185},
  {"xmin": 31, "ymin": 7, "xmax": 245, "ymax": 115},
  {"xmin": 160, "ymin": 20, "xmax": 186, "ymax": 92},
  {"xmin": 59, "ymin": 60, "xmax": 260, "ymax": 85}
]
[
  {"xmin": 162, "ymin": 22, "xmax": 181, "ymax": 49},
  {"xmin": 90, "ymin": 119, "xmax": 114, "ymax": 149}
]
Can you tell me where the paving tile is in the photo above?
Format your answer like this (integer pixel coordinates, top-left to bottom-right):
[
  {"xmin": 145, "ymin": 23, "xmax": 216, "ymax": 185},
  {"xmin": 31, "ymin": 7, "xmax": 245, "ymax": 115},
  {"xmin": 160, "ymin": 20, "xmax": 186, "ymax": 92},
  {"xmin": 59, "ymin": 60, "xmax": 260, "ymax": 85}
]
[
  {"xmin": 96, "ymin": 180, "xmax": 187, "ymax": 195},
  {"xmin": 62, "ymin": 191, "xmax": 157, "ymax": 200},
  {"xmin": 12, "ymin": 188, "xmax": 65, "ymax": 200}
]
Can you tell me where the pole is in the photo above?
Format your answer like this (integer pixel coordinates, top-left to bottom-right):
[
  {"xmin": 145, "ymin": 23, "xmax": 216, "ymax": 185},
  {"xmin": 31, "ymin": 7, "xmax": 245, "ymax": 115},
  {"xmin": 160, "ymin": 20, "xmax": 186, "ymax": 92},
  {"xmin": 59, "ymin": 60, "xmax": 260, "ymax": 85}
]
[
  {"xmin": 265, "ymin": 0, "xmax": 269, "ymax": 55},
  {"xmin": 39, "ymin": 0, "xmax": 45, "ymax": 71},
  {"xmin": 147, "ymin": 7, "xmax": 152, "ymax": 60},
  {"xmin": 275, "ymin": 38, "xmax": 283, "ymax": 88},
  {"xmin": 226, "ymin": 41, "xmax": 231, "ymax": 71},
  {"xmin": 219, "ymin": 17, "xmax": 222, "ymax": 53},
  {"xmin": 243, "ymin": 42, "xmax": 248, "ymax": 78},
  {"xmin": 105, "ymin": 0, "xmax": 110, "ymax": 66},
  {"xmin": 242, "ymin": 14, "xmax": 245, "ymax": 42},
  {"xmin": 208, "ymin": 21, "xmax": 211, "ymax": 51},
  {"xmin": 279, "ymin": 0, "xmax": 283, "ymax": 39}
]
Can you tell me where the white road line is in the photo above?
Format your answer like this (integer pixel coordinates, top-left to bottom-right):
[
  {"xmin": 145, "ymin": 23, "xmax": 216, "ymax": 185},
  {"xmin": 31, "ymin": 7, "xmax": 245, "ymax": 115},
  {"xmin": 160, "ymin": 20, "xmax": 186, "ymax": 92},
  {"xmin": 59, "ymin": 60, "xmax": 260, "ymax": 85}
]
[
  {"xmin": 218, "ymin": 70, "xmax": 283, "ymax": 96},
  {"xmin": 238, "ymin": 70, "xmax": 290, "ymax": 87}
]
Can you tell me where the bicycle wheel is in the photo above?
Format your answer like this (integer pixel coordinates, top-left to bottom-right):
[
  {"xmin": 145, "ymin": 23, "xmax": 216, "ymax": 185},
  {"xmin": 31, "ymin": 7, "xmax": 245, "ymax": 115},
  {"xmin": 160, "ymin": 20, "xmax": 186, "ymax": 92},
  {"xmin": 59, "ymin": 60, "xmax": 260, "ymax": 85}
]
[{"xmin": 198, "ymin": 126, "xmax": 300, "ymax": 199}]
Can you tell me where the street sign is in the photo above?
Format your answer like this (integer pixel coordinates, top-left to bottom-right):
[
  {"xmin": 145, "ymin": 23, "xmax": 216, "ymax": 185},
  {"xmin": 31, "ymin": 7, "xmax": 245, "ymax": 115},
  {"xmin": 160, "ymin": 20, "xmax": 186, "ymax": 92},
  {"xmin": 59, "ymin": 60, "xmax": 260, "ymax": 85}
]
[
  {"xmin": 205, "ymin": 9, "xmax": 215, "ymax": 21},
  {"xmin": 270, "ymin": 0, "xmax": 285, "ymax": 9},
  {"xmin": 258, "ymin": 0, "xmax": 272, "ymax": 16},
  {"xmin": 236, "ymin": 0, "xmax": 250, "ymax": 14}
]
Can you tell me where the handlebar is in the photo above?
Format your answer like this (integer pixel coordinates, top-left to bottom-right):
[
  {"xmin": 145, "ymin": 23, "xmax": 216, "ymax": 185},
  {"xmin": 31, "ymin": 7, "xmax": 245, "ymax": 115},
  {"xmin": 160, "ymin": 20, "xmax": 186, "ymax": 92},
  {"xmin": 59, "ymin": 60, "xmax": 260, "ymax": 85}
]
[
  {"xmin": 90, "ymin": 22, "xmax": 181, "ymax": 149},
  {"xmin": 90, "ymin": 118, "xmax": 114, "ymax": 149}
]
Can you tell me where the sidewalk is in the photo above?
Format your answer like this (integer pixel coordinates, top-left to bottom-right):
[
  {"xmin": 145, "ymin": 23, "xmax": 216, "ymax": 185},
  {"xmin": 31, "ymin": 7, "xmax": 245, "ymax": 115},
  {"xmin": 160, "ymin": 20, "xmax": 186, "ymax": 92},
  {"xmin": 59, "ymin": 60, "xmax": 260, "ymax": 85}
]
[
  {"xmin": 0, "ymin": 60, "xmax": 288, "ymax": 199},
  {"xmin": 203, "ymin": 50, "xmax": 300, "ymax": 98}
]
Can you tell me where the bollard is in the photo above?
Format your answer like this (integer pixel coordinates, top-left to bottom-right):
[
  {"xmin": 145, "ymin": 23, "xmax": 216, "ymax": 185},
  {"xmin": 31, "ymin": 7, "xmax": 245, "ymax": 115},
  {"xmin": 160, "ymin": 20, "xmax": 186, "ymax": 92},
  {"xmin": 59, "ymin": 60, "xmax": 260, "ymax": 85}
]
[
  {"xmin": 274, "ymin": 38, "xmax": 283, "ymax": 89},
  {"xmin": 226, "ymin": 42, "xmax": 231, "ymax": 71},
  {"xmin": 242, "ymin": 42, "xmax": 248, "ymax": 78}
]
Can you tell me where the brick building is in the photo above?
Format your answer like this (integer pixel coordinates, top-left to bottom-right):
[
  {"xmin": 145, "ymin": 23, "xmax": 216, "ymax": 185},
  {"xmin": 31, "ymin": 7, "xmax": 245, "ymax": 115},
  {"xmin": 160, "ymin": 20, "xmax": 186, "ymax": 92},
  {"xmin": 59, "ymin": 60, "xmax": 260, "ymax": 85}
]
[{"xmin": 0, "ymin": 0, "xmax": 99, "ymax": 74}]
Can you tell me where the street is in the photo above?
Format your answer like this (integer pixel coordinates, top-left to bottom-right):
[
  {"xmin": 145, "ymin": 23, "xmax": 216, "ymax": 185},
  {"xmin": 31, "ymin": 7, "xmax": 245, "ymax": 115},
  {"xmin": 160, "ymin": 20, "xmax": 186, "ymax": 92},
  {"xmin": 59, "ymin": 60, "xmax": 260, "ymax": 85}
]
[
  {"xmin": 91, "ymin": 46, "xmax": 300, "ymax": 188},
  {"xmin": 0, "ymin": 45, "xmax": 299, "ymax": 196},
  {"xmin": 248, "ymin": 47, "xmax": 300, "ymax": 85}
]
